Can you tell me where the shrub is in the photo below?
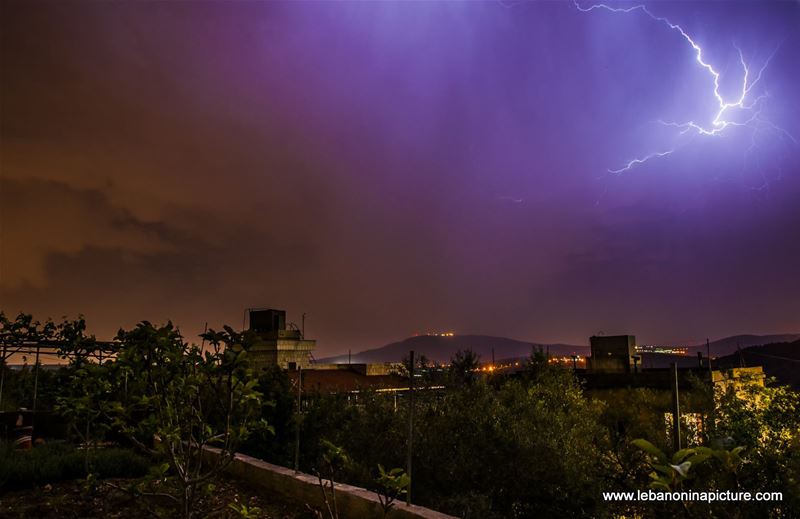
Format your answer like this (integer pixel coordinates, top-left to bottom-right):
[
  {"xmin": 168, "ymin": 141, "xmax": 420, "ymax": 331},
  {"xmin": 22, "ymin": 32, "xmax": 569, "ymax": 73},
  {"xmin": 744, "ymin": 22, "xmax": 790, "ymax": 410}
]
[{"xmin": 0, "ymin": 442, "xmax": 150, "ymax": 490}]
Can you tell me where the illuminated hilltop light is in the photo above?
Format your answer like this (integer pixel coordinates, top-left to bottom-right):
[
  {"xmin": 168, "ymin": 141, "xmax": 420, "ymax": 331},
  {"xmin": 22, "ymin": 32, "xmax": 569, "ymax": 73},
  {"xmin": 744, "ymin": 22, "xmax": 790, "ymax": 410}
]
[
  {"xmin": 414, "ymin": 331, "xmax": 456, "ymax": 337},
  {"xmin": 575, "ymin": 1, "xmax": 796, "ymax": 177}
]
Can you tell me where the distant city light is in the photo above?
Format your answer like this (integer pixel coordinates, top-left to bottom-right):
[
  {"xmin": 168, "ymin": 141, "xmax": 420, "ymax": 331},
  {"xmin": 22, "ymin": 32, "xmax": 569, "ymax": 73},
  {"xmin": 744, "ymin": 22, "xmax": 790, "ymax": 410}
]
[{"xmin": 636, "ymin": 345, "xmax": 689, "ymax": 355}]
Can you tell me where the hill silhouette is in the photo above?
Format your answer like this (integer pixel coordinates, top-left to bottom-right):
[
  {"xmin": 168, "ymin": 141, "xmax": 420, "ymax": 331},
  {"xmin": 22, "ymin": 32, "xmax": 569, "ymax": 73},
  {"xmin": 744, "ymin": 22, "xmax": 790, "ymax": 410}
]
[
  {"xmin": 317, "ymin": 333, "xmax": 800, "ymax": 367},
  {"xmin": 688, "ymin": 334, "xmax": 800, "ymax": 357},
  {"xmin": 713, "ymin": 339, "xmax": 800, "ymax": 388},
  {"xmin": 316, "ymin": 334, "xmax": 588, "ymax": 364}
]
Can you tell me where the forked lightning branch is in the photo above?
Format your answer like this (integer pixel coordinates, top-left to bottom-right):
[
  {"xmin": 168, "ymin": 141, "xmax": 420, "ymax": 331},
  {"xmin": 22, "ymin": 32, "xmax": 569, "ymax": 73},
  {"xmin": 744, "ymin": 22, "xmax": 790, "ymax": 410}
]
[{"xmin": 575, "ymin": 1, "xmax": 796, "ymax": 178}]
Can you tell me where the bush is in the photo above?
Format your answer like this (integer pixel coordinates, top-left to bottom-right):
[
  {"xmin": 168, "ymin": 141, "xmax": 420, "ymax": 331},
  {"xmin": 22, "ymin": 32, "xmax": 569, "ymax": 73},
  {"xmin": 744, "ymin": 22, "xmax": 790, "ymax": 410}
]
[
  {"xmin": 0, "ymin": 442, "xmax": 150, "ymax": 490},
  {"xmin": 296, "ymin": 370, "xmax": 610, "ymax": 518}
]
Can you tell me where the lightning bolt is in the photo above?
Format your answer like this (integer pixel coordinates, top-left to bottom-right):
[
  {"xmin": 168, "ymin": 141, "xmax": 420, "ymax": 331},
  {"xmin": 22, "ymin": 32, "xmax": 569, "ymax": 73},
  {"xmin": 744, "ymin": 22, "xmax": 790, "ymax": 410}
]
[{"xmin": 575, "ymin": 1, "xmax": 795, "ymax": 182}]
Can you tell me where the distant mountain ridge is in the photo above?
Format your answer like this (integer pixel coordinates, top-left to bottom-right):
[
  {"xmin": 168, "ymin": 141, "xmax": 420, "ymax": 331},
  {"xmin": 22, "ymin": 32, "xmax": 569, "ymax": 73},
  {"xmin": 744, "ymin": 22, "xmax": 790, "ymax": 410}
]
[
  {"xmin": 317, "ymin": 333, "xmax": 800, "ymax": 365},
  {"xmin": 316, "ymin": 334, "xmax": 587, "ymax": 364},
  {"xmin": 713, "ymin": 339, "xmax": 800, "ymax": 388},
  {"xmin": 688, "ymin": 334, "xmax": 800, "ymax": 357}
]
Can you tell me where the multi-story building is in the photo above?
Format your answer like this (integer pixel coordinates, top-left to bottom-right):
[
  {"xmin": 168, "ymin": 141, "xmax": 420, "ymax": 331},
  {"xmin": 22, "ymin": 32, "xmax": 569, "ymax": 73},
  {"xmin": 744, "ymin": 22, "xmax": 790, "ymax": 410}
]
[
  {"xmin": 587, "ymin": 335, "xmax": 637, "ymax": 373},
  {"xmin": 247, "ymin": 309, "xmax": 315, "ymax": 370}
]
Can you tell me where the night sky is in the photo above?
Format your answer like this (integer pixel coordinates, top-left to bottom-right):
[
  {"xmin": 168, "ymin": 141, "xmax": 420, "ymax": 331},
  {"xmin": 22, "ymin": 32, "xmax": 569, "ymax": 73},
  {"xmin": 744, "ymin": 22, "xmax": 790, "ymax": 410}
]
[{"xmin": 2, "ymin": 1, "xmax": 799, "ymax": 356}]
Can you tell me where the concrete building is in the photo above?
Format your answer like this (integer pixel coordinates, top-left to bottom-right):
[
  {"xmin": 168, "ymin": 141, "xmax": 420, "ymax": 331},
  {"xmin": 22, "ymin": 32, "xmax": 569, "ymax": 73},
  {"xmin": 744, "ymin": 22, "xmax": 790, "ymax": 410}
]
[
  {"xmin": 247, "ymin": 309, "xmax": 316, "ymax": 370},
  {"xmin": 588, "ymin": 335, "xmax": 637, "ymax": 373},
  {"xmin": 712, "ymin": 366, "xmax": 766, "ymax": 394},
  {"xmin": 288, "ymin": 367, "xmax": 408, "ymax": 394}
]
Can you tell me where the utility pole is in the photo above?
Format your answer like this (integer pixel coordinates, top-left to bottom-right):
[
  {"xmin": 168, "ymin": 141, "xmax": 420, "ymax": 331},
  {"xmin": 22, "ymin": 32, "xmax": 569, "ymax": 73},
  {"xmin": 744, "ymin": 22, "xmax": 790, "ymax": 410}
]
[
  {"xmin": 30, "ymin": 345, "xmax": 41, "ymax": 432},
  {"xmin": 706, "ymin": 338, "xmax": 715, "ymax": 437},
  {"xmin": 670, "ymin": 363, "xmax": 681, "ymax": 452},
  {"xmin": 32, "ymin": 345, "xmax": 41, "ymax": 412},
  {"xmin": 406, "ymin": 350, "xmax": 414, "ymax": 506},
  {"xmin": 294, "ymin": 367, "xmax": 302, "ymax": 473},
  {"xmin": 301, "ymin": 313, "xmax": 306, "ymax": 339}
]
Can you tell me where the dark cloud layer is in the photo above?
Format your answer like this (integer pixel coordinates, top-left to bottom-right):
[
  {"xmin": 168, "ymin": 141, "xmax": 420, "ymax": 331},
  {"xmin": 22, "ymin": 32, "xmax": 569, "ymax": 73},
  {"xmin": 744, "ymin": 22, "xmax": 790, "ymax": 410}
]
[{"xmin": 1, "ymin": 1, "xmax": 799, "ymax": 354}]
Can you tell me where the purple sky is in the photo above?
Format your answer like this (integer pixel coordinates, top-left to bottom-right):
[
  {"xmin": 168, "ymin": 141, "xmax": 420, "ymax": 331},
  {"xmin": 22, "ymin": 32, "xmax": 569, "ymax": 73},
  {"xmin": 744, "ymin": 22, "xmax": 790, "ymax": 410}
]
[{"xmin": 2, "ymin": 1, "xmax": 799, "ymax": 355}]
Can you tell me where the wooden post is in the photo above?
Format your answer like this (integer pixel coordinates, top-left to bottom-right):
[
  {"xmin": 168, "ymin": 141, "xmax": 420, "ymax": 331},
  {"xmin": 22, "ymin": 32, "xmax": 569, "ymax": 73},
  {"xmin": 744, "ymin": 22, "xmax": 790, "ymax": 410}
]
[
  {"xmin": 32, "ymin": 345, "xmax": 41, "ymax": 412},
  {"xmin": 0, "ymin": 343, "xmax": 6, "ymax": 409}
]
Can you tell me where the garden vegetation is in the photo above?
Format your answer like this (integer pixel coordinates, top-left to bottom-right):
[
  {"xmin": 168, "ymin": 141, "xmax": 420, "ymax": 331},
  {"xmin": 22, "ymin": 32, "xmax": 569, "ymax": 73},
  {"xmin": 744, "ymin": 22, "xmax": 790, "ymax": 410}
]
[{"xmin": 1, "ymin": 312, "xmax": 798, "ymax": 518}]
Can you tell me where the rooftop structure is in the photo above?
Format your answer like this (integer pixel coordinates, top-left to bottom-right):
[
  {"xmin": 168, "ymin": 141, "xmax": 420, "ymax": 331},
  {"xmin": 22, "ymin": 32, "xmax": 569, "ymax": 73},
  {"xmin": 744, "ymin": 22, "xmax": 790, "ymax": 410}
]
[
  {"xmin": 247, "ymin": 309, "xmax": 316, "ymax": 370},
  {"xmin": 588, "ymin": 335, "xmax": 637, "ymax": 373}
]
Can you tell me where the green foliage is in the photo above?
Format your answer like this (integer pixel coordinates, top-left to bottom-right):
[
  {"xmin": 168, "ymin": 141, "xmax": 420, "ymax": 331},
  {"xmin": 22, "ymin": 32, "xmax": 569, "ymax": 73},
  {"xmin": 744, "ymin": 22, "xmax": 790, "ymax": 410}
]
[
  {"xmin": 714, "ymin": 379, "xmax": 800, "ymax": 450},
  {"xmin": 0, "ymin": 442, "xmax": 149, "ymax": 490},
  {"xmin": 228, "ymin": 501, "xmax": 263, "ymax": 519},
  {"xmin": 706, "ymin": 379, "xmax": 800, "ymax": 516},
  {"xmin": 239, "ymin": 366, "xmax": 295, "ymax": 466},
  {"xmin": 374, "ymin": 465, "xmax": 409, "ymax": 517},
  {"xmin": 1, "ymin": 367, "xmax": 66, "ymax": 414},
  {"xmin": 299, "ymin": 391, "xmax": 405, "ymax": 490},
  {"xmin": 0, "ymin": 312, "xmax": 98, "ymax": 412},
  {"xmin": 632, "ymin": 439, "xmax": 717, "ymax": 491},
  {"xmin": 312, "ymin": 440, "xmax": 350, "ymax": 519},
  {"xmin": 104, "ymin": 322, "xmax": 270, "ymax": 519},
  {"xmin": 8, "ymin": 311, "xmax": 799, "ymax": 518},
  {"xmin": 299, "ymin": 370, "xmax": 608, "ymax": 518},
  {"xmin": 54, "ymin": 362, "xmax": 116, "ymax": 474},
  {"xmin": 0, "ymin": 312, "xmax": 58, "ymax": 347},
  {"xmin": 620, "ymin": 374, "xmax": 800, "ymax": 518},
  {"xmin": 399, "ymin": 353, "xmax": 440, "ymax": 386},
  {"xmin": 14, "ymin": 317, "xmax": 272, "ymax": 518},
  {"xmin": 318, "ymin": 439, "xmax": 349, "ymax": 472},
  {"xmin": 415, "ymin": 374, "xmax": 608, "ymax": 518},
  {"xmin": 448, "ymin": 349, "xmax": 480, "ymax": 386},
  {"xmin": 596, "ymin": 386, "xmax": 673, "ymax": 488},
  {"xmin": 522, "ymin": 348, "xmax": 553, "ymax": 379}
]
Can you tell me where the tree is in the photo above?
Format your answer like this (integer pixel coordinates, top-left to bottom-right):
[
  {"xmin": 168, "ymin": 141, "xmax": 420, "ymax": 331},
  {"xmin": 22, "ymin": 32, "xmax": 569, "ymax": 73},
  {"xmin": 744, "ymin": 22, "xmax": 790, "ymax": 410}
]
[
  {"xmin": 413, "ymin": 372, "xmax": 609, "ymax": 518},
  {"xmin": 54, "ymin": 362, "xmax": 115, "ymax": 475},
  {"xmin": 1, "ymin": 312, "xmax": 97, "ymax": 411},
  {"xmin": 312, "ymin": 439, "xmax": 350, "ymax": 519},
  {"xmin": 0, "ymin": 312, "xmax": 55, "ymax": 409},
  {"xmin": 708, "ymin": 379, "xmax": 800, "ymax": 516},
  {"xmin": 448, "ymin": 349, "xmax": 480, "ymax": 386},
  {"xmin": 374, "ymin": 465, "xmax": 410, "ymax": 517},
  {"xmin": 110, "ymin": 322, "xmax": 270, "ymax": 519},
  {"xmin": 623, "ymin": 376, "xmax": 800, "ymax": 518}
]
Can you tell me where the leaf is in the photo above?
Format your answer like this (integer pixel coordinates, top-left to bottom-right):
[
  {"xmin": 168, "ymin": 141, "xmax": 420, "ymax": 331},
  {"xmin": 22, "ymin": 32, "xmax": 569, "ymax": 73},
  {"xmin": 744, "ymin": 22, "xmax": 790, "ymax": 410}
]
[
  {"xmin": 670, "ymin": 462, "xmax": 691, "ymax": 478},
  {"xmin": 685, "ymin": 453, "xmax": 711, "ymax": 467},
  {"xmin": 652, "ymin": 464, "xmax": 674, "ymax": 477},
  {"xmin": 671, "ymin": 448, "xmax": 696, "ymax": 464},
  {"xmin": 650, "ymin": 481, "xmax": 671, "ymax": 492},
  {"xmin": 632, "ymin": 439, "xmax": 667, "ymax": 464}
]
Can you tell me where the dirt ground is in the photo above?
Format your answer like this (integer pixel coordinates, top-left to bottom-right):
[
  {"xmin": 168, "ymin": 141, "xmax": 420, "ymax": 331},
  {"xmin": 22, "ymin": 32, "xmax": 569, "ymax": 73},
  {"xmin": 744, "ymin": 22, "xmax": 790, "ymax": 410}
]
[{"xmin": 0, "ymin": 475, "xmax": 318, "ymax": 519}]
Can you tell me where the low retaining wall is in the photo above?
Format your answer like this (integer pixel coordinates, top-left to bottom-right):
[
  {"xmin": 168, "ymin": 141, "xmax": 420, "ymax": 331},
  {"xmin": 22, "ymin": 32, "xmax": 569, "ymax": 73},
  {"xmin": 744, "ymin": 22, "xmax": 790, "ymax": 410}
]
[{"xmin": 203, "ymin": 447, "xmax": 456, "ymax": 519}]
